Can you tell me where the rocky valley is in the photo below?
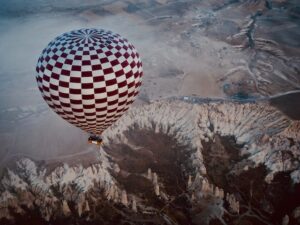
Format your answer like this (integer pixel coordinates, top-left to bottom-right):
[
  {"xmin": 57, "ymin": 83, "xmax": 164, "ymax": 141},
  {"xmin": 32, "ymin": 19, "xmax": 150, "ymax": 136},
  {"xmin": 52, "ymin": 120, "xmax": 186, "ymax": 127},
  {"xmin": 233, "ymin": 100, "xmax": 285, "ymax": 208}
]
[{"xmin": 0, "ymin": 95, "xmax": 299, "ymax": 225}]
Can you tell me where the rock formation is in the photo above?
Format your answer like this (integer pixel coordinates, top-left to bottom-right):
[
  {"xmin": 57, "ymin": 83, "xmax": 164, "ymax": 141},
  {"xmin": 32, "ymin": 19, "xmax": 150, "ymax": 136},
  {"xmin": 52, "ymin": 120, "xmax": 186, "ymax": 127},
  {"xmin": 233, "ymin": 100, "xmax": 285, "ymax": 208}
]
[
  {"xmin": 0, "ymin": 98, "xmax": 298, "ymax": 224},
  {"xmin": 154, "ymin": 183, "xmax": 160, "ymax": 196},
  {"xmin": 121, "ymin": 190, "xmax": 128, "ymax": 207},
  {"xmin": 147, "ymin": 168, "xmax": 152, "ymax": 180},
  {"xmin": 62, "ymin": 200, "xmax": 71, "ymax": 217},
  {"xmin": 132, "ymin": 196, "xmax": 137, "ymax": 213},
  {"xmin": 282, "ymin": 214, "xmax": 289, "ymax": 225}
]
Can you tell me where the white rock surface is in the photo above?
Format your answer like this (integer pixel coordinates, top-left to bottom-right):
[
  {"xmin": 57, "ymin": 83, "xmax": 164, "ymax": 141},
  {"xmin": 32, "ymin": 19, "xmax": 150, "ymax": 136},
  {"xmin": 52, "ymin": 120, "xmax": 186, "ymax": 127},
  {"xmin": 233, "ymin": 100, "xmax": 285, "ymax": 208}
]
[{"xmin": 103, "ymin": 99, "xmax": 297, "ymax": 183}]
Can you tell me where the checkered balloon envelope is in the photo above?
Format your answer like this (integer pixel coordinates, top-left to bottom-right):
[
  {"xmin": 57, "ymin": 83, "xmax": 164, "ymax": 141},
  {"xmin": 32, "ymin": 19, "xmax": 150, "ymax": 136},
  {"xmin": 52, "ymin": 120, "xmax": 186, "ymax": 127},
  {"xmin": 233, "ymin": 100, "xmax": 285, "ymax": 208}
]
[{"xmin": 36, "ymin": 28, "xmax": 143, "ymax": 135}]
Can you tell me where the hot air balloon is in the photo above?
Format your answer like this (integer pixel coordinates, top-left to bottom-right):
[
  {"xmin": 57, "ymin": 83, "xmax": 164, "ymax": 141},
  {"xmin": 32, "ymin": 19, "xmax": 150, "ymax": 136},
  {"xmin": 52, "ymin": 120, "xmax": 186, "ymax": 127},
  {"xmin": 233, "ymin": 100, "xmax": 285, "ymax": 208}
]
[{"xmin": 36, "ymin": 28, "xmax": 143, "ymax": 145}]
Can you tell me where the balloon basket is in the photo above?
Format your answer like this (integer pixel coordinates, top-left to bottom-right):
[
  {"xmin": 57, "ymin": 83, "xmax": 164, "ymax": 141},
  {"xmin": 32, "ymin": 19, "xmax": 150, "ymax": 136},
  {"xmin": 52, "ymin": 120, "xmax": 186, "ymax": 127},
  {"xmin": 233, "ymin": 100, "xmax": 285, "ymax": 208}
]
[{"xmin": 88, "ymin": 135, "xmax": 103, "ymax": 146}]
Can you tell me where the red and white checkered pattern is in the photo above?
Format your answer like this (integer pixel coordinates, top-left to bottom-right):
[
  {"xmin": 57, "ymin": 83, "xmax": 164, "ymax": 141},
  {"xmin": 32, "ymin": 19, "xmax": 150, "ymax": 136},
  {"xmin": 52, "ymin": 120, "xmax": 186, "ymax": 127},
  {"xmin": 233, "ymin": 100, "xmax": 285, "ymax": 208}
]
[{"xmin": 36, "ymin": 29, "xmax": 142, "ymax": 135}]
